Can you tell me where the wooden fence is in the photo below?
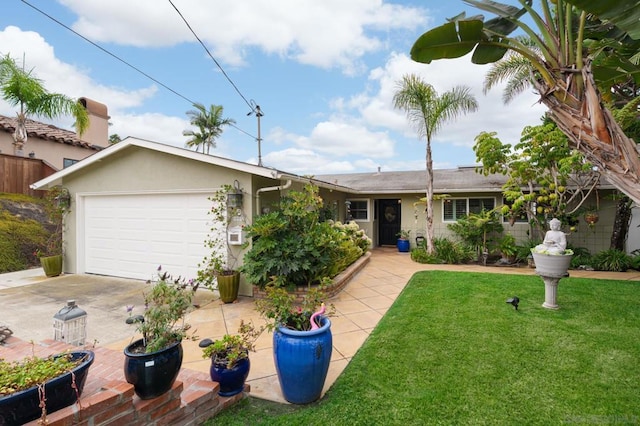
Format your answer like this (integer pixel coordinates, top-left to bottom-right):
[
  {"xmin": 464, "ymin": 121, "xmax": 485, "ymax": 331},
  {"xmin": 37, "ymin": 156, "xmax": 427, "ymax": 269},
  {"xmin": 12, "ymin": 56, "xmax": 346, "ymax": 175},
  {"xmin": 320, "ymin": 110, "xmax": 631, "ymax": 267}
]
[{"xmin": 0, "ymin": 153, "xmax": 57, "ymax": 197}]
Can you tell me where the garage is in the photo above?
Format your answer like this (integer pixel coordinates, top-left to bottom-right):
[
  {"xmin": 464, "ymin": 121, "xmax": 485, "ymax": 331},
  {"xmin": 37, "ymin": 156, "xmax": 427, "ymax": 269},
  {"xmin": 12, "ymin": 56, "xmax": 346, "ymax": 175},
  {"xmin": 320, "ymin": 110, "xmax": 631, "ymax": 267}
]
[{"xmin": 81, "ymin": 192, "xmax": 215, "ymax": 281}]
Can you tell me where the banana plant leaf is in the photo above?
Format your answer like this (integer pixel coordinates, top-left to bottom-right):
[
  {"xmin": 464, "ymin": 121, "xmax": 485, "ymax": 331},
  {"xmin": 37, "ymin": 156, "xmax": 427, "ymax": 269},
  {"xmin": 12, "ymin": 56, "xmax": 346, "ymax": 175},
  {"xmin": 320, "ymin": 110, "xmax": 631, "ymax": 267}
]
[{"xmin": 564, "ymin": 0, "xmax": 640, "ymax": 40}]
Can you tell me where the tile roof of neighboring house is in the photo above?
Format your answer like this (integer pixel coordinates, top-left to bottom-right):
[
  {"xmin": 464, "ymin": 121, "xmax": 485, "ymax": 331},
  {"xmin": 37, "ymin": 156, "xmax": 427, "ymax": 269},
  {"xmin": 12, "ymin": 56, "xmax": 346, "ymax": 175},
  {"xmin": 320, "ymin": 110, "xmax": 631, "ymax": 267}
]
[
  {"xmin": 317, "ymin": 167, "xmax": 509, "ymax": 194},
  {"xmin": 0, "ymin": 114, "xmax": 101, "ymax": 151}
]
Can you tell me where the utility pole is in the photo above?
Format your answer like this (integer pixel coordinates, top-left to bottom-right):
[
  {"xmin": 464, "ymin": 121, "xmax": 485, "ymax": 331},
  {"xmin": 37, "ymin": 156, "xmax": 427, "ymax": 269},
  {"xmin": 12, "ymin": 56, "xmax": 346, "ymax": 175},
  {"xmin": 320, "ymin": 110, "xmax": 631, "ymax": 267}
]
[{"xmin": 248, "ymin": 101, "xmax": 264, "ymax": 166}]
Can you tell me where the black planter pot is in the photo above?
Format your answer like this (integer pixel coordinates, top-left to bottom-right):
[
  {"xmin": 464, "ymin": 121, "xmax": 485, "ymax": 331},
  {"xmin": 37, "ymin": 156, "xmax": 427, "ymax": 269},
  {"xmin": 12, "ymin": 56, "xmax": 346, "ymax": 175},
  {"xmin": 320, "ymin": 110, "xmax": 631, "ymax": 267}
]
[
  {"xmin": 209, "ymin": 357, "xmax": 250, "ymax": 396},
  {"xmin": 124, "ymin": 339, "xmax": 183, "ymax": 400},
  {"xmin": 0, "ymin": 350, "xmax": 94, "ymax": 426}
]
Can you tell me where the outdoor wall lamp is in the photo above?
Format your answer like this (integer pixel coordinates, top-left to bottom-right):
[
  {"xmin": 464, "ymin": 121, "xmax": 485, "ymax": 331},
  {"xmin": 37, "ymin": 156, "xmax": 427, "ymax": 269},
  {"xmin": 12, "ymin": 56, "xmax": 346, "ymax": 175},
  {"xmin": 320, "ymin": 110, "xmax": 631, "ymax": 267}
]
[
  {"xmin": 227, "ymin": 179, "xmax": 243, "ymax": 209},
  {"xmin": 55, "ymin": 187, "xmax": 71, "ymax": 209}
]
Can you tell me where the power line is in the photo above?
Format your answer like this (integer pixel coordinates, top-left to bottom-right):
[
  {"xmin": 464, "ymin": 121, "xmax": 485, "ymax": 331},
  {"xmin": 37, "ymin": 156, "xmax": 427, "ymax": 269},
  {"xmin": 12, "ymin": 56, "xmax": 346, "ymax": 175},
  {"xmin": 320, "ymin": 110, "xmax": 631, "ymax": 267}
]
[
  {"xmin": 20, "ymin": 0, "xmax": 196, "ymax": 105},
  {"xmin": 167, "ymin": 0, "xmax": 257, "ymax": 113},
  {"xmin": 18, "ymin": 0, "xmax": 258, "ymax": 140}
]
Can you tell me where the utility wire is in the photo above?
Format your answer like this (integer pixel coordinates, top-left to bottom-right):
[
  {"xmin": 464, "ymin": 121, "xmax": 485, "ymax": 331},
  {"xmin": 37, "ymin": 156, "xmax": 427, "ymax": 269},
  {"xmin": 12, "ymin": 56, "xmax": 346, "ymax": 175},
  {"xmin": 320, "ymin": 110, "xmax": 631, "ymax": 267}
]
[
  {"xmin": 20, "ymin": 0, "xmax": 196, "ymax": 105},
  {"xmin": 19, "ymin": 0, "xmax": 258, "ymax": 139},
  {"xmin": 167, "ymin": 0, "xmax": 258, "ymax": 114}
]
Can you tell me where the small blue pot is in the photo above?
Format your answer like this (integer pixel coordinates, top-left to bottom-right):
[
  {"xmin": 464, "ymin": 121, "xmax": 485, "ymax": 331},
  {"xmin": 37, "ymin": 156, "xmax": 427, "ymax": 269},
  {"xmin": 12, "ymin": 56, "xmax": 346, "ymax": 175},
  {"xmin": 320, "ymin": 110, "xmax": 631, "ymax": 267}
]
[
  {"xmin": 397, "ymin": 239, "xmax": 410, "ymax": 252},
  {"xmin": 210, "ymin": 357, "xmax": 250, "ymax": 396},
  {"xmin": 273, "ymin": 317, "xmax": 332, "ymax": 404}
]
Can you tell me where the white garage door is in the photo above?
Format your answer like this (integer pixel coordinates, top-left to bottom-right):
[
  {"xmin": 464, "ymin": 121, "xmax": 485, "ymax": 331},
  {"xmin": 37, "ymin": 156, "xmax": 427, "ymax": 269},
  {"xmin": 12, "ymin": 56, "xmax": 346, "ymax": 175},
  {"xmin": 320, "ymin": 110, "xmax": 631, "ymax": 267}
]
[{"xmin": 83, "ymin": 192, "xmax": 216, "ymax": 281}]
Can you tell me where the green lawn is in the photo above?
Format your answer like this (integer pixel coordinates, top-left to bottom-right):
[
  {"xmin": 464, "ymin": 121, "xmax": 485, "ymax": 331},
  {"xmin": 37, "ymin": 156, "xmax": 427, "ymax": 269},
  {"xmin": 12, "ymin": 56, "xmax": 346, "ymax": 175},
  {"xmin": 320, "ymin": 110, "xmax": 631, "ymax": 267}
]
[{"xmin": 209, "ymin": 271, "xmax": 640, "ymax": 425}]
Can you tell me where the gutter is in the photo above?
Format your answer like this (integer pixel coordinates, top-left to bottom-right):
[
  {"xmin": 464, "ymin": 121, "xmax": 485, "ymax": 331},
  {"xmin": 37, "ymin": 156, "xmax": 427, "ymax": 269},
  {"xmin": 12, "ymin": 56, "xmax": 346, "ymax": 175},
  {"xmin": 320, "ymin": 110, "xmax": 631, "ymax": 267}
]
[{"xmin": 256, "ymin": 180, "xmax": 292, "ymax": 214}]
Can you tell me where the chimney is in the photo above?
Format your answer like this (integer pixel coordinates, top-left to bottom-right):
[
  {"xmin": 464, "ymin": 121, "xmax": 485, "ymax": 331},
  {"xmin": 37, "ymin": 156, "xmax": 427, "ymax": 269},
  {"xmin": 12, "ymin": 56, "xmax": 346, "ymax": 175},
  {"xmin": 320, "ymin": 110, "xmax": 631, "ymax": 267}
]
[{"xmin": 78, "ymin": 97, "xmax": 109, "ymax": 148}]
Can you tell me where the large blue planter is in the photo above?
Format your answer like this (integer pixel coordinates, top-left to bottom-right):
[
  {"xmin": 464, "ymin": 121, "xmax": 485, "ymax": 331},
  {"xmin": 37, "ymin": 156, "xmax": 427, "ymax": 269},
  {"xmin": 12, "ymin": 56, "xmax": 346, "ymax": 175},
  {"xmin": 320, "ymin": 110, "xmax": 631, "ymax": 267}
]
[
  {"xmin": 124, "ymin": 339, "xmax": 183, "ymax": 400},
  {"xmin": 0, "ymin": 350, "xmax": 94, "ymax": 426},
  {"xmin": 273, "ymin": 317, "xmax": 332, "ymax": 404},
  {"xmin": 210, "ymin": 357, "xmax": 250, "ymax": 396},
  {"xmin": 397, "ymin": 239, "xmax": 410, "ymax": 252}
]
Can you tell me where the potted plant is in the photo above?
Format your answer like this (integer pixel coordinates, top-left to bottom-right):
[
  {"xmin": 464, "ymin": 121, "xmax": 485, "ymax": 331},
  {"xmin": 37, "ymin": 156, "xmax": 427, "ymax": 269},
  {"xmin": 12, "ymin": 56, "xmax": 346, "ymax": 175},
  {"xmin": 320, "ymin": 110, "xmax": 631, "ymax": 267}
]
[
  {"xmin": 199, "ymin": 320, "xmax": 262, "ymax": 396},
  {"xmin": 255, "ymin": 280, "xmax": 334, "ymax": 404},
  {"xmin": 38, "ymin": 186, "xmax": 70, "ymax": 277},
  {"xmin": 396, "ymin": 229, "xmax": 411, "ymax": 252},
  {"xmin": 583, "ymin": 206, "xmax": 599, "ymax": 228},
  {"xmin": 124, "ymin": 267, "xmax": 198, "ymax": 400},
  {"xmin": 0, "ymin": 350, "xmax": 94, "ymax": 425},
  {"xmin": 197, "ymin": 184, "xmax": 243, "ymax": 303}
]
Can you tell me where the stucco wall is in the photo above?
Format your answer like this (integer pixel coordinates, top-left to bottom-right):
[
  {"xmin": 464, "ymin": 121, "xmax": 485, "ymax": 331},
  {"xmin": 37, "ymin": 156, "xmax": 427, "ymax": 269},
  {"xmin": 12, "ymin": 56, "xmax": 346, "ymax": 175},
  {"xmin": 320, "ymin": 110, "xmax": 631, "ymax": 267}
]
[{"xmin": 355, "ymin": 191, "xmax": 621, "ymax": 255}]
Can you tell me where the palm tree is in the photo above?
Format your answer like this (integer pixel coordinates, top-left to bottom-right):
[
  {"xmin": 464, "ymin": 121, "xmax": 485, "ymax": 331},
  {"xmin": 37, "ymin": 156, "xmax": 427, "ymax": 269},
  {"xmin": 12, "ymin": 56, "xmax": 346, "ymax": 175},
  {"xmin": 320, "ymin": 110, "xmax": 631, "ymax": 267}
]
[
  {"xmin": 393, "ymin": 74, "xmax": 478, "ymax": 254},
  {"xmin": 183, "ymin": 103, "xmax": 236, "ymax": 154},
  {"xmin": 410, "ymin": 0, "xmax": 640, "ymax": 205},
  {"xmin": 0, "ymin": 54, "xmax": 88, "ymax": 155}
]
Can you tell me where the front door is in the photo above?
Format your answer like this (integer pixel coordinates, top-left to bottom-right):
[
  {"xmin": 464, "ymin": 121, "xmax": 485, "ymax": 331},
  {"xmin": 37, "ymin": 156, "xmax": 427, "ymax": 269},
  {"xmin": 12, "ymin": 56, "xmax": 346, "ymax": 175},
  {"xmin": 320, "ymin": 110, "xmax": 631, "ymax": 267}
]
[{"xmin": 378, "ymin": 199, "xmax": 401, "ymax": 246}]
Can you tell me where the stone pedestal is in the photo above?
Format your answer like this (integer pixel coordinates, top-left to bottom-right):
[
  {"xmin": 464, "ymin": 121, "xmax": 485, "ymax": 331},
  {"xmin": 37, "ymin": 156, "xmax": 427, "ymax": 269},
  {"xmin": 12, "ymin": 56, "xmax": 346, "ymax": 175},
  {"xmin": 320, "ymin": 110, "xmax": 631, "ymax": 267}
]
[{"xmin": 541, "ymin": 276, "xmax": 560, "ymax": 310}]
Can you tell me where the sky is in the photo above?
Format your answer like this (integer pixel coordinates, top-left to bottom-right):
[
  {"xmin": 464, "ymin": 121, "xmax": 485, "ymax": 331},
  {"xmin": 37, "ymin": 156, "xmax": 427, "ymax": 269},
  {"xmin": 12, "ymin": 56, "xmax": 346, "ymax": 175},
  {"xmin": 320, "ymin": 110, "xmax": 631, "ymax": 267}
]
[{"xmin": 1, "ymin": 0, "xmax": 547, "ymax": 175}]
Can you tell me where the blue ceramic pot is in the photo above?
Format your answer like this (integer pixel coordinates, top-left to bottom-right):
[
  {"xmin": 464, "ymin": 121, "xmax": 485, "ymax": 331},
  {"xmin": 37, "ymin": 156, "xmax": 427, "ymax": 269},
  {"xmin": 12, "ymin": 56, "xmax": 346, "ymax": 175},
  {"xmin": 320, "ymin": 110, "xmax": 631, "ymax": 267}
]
[
  {"xmin": 273, "ymin": 316, "xmax": 332, "ymax": 404},
  {"xmin": 210, "ymin": 356, "xmax": 250, "ymax": 396},
  {"xmin": 397, "ymin": 239, "xmax": 410, "ymax": 252},
  {"xmin": 0, "ymin": 350, "xmax": 94, "ymax": 426},
  {"xmin": 124, "ymin": 339, "xmax": 183, "ymax": 400}
]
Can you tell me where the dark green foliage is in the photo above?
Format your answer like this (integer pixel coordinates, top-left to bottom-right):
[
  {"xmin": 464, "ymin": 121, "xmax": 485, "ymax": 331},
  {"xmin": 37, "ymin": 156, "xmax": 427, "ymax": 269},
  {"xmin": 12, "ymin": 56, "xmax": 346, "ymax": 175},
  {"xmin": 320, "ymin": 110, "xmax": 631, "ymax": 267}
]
[
  {"xmin": 631, "ymin": 255, "xmax": 640, "ymax": 271},
  {"xmin": 567, "ymin": 246, "xmax": 592, "ymax": 269},
  {"xmin": 241, "ymin": 184, "xmax": 371, "ymax": 289},
  {"xmin": 447, "ymin": 210, "xmax": 504, "ymax": 257},
  {"xmin": 592, "ymin": 249, "xmax": 633, "ymax": 272},
  {"xmin": 411, "ymin": 237, "xmax": 474, "ymax": 264},
  {"xmin": 515, "ymin": 239, "xmax": 539, "ymax": 263},
  {"xmin": 0, "ymin": 199, "xmax": 49, "ymax": 273},
  {"xmin": 410, "ymin": 247, "xmax": 441, "ymax": 264}
]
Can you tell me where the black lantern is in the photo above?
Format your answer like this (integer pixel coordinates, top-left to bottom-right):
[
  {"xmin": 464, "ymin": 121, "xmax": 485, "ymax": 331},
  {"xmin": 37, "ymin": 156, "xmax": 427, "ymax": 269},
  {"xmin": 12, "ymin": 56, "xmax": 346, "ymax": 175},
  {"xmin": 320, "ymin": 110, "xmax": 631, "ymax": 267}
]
[{"xmin": 227, "ymin": 180, "xmax": 243, "ymax": 209}]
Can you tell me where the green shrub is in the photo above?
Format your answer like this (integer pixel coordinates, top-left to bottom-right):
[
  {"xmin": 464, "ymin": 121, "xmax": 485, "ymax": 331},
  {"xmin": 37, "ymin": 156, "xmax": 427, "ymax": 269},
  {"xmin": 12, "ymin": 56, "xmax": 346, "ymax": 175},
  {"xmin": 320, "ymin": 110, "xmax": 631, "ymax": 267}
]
[
  {"xmin": 410, "ymin": 247, "xmax": 441, "ymax": 264},
  {"xmin": 570, "ymin": 254, "xmax": 593, "ymax": 269},
  {"xmin": 410, "ymin": 238, "xmax": 474, "ymax": 265},
  {"xmin": 241, "ymin": 184, "xmax": 371, "ymax": 289},
  {"xmin": 447, "ymin": 210, "xmax": 503, "ymax": 258},
  {"xmin": 0, "ymin": 208, "xmax": 48, "ymax": 273},
  {"xmin": 592, "ymin": 249, "xmax": 632, "ymax": 272}
]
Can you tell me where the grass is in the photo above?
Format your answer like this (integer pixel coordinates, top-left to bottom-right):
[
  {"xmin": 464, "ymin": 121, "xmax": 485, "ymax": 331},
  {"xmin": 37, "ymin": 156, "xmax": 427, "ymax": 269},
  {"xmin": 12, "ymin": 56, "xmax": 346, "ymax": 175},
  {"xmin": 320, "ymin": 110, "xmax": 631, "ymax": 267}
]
[{"xmin": 209, "ymin": 271, "xmax": 640, "ymax": 425}]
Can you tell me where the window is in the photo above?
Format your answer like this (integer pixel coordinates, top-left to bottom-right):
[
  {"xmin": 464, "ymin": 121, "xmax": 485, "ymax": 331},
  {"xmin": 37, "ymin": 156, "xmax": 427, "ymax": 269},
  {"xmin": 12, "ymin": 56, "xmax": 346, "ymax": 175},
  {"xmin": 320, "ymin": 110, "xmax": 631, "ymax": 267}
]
[
  {"xmin": 63, "ymin": 158, "xmax": 79, "ymax": 168},
  {"xmin": 443, "ymin": 197, "xmax": 495, "ymax": 221},
  {"xmin": 501, "ymin": 198, "xmax": 528, "ymax": 223},
  {"xmin": 347, "ymin": 199, "xmax": 369, "ymax": 221}
]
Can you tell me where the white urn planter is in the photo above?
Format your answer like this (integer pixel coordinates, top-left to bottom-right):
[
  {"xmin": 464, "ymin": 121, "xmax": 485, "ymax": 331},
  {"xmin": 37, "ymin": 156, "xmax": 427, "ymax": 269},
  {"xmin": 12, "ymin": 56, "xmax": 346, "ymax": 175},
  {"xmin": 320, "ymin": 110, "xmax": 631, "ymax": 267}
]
[{"xmin": 531, "ymin": 251, "xmax": 572, "ymax": 310}]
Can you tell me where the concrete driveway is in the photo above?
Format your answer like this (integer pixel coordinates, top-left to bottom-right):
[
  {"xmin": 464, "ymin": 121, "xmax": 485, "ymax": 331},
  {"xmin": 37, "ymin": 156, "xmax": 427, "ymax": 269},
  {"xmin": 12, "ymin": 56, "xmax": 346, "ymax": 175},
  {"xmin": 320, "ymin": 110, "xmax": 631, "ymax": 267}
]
[{"xmin": 0, "ymin": 270, "xmax": 215, "ymax": 346}]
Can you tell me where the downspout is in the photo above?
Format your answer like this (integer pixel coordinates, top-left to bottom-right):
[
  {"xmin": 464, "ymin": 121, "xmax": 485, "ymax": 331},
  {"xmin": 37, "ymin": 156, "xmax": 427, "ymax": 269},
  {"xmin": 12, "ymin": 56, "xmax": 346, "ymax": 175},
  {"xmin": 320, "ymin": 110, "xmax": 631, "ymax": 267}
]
[{"xmin": 256, "ymin": 180, "xmax": 292, "ymax": 215}]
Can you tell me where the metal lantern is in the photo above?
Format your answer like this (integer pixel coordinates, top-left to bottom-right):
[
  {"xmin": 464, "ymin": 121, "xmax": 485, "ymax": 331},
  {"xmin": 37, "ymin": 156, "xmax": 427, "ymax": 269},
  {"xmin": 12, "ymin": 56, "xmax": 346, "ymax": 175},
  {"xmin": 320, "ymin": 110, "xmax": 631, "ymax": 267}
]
[
  {"xmin": 53, "ymin": 300, "xmax": 87, "ymax": 346},
  {"xmin": 227, "ymin": 180, "xmax": 244, "ymax": 209}
]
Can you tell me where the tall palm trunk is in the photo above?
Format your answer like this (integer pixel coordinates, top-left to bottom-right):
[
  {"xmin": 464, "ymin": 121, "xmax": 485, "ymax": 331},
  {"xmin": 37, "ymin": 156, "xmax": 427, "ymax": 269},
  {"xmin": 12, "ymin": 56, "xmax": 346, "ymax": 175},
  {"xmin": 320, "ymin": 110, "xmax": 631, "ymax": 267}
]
[
  {"xmin": 424, "ymin": 138, "xmax": 435, "ymax": 254},
  {"xmin": 534, "ymin": 63, "xmax": 640, "ymax": 205}
]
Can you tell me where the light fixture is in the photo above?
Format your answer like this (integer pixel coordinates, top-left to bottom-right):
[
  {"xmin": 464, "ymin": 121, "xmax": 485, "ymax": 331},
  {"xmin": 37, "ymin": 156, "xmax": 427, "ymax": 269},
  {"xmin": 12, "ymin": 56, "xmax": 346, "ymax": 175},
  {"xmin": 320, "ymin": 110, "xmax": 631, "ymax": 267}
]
[{"xmin": 227, "ymin": 180, "xmax": 243, "ymax": 209}]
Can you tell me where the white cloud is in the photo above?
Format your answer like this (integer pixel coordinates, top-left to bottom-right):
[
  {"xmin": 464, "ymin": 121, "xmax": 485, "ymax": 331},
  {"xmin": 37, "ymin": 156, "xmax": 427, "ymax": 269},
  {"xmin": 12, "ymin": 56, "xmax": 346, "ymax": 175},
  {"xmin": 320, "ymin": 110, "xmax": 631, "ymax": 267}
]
[
  {"xmin": 261, "ymin": 148, "xmax": 356, "ymax": 175},
  {"xmin": 59, "ymin": 0, "xmax": 427, "ymax": 74}
]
